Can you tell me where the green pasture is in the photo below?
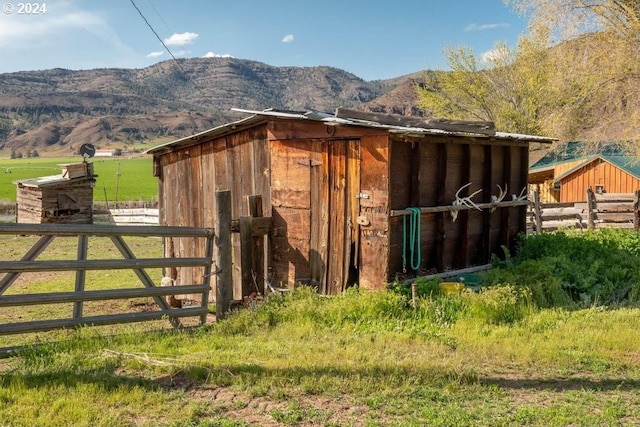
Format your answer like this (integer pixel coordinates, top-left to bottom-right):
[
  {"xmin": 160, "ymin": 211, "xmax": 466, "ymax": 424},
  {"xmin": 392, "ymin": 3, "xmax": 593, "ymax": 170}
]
[{"xmin": 0, "ymin": 156, "xmax": 157, "ymax": 203}]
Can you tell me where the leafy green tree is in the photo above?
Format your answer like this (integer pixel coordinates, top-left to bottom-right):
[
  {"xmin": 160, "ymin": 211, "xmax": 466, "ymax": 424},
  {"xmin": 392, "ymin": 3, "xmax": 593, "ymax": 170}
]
[
  {"xmin": 506, "ymin": 0, "xmax": 640, "ymax": 41},
  {"xmin": 417, "ymin": 36, "xmax": 550, "ymax": 135},
  {"xmin": 418, "ymin": 0, "xmax": 640, "ymax": 144}
]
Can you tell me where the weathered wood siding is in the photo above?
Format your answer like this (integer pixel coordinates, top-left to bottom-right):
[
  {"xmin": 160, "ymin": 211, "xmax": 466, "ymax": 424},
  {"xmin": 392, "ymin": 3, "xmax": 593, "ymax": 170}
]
[
  {"xmin": 531, "ymin": 180, "xmax": 560, "ymax": 204},
  {"xmin": 557, "ymin": 159, "xmax": 640, "ymax": 202},
  {"xmin": 156, "ymin": 125, "xmax": 270, "ymax": 300},
  {"xmin": 358, "ymin": 135, "xmax": 390, "ymax": 290},
  {"xmin": 154, "ymin": 115, "xmax": 536, "ymax": 296},
  {"xmin": 389, "ymin": 136, "xmax": 529, "ymax": 277},
  {"xmin": 16, "ymin": 181, "xmax": 93, "ymax": 224},
  {"xmin": 267, "ymin": 120, "xmax": 389, "ymax": 293}
]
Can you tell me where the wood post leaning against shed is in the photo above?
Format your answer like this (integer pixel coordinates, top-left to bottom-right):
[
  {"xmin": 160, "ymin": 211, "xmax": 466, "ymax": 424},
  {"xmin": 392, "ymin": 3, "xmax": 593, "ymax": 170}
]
[
  {"xmin": 239, "ymin": 195, "xmax": 267, "ymax": 299},
  {"xmin": 215, "ymin": 191, "xmax": 232, "ymax": 320}
]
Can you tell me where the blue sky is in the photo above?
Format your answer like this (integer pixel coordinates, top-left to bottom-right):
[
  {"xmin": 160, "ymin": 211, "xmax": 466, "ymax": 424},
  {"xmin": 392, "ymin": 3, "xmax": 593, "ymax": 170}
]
[{"xmin": 0, "ymin": 0, "xmax": 529, "ymax": 81}]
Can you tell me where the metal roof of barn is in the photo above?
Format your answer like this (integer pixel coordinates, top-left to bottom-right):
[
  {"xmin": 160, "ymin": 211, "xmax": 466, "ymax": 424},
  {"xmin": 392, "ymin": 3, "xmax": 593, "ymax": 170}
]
[
  {"xmin": 529, "ymin": 141, "xmax": 640, "ymax": 182},
  {"xmin": 145, "ymin": 108, "xmax": 556, "ymax": 155}
]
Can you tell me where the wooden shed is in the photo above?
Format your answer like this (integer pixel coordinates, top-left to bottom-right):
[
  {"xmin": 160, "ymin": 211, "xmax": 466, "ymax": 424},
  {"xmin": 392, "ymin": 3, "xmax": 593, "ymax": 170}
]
[
  {"xmin": 147, "ymin": 108, "xmax": 554, "ymax": 298},
  {"xmin": 15, "ymin": 162, "xmax": 96, "ymax": 224},
  {"xmin": 529, "ymin": 142, "xmax": 640, "ymax": 203}
]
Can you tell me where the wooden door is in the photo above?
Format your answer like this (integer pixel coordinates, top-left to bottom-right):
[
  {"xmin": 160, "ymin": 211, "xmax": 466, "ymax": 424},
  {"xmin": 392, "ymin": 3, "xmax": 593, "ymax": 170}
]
[{"xmin": 310, "ymin": 140, "xmax": 360, "ymax": 294}]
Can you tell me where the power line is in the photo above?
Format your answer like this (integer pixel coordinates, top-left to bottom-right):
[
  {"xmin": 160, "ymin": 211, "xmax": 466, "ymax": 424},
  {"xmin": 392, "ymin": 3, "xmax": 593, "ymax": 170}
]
[
  {"xmin": 143, "ymin": 0, "xmax": 173, "ymax": 34},
  {"xmin": 128, "ymin": 0, "xmax": 207, "ymax": 99}
]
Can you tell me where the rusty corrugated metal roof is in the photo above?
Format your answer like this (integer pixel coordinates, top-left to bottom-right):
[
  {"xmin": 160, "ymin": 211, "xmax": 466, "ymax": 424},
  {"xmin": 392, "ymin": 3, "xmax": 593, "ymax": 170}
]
[{"xmin": 145, "ymin": 108, "xmax": 556, "ymax": 155}]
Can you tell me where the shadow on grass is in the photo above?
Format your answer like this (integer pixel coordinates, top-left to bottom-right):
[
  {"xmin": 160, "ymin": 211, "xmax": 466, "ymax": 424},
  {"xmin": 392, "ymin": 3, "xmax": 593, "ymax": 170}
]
[
  {"xmin": 482, "ymin": 376, "xmax": 640, "ymax": 392},
  {"xmin": 3, "ymin": 358, "xmax": 639, "ymax": 395},
  {"xmin": 0, "ymin": 361, "xmax": 158, "ymax": 392}
]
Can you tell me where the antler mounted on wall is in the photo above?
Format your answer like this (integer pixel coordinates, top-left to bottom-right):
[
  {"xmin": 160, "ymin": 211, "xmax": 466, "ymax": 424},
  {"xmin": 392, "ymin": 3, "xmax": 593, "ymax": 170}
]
[
  {"xmin": 451, "ymin": 182, "xmax": 482, "ymax": 222},
  {"xmin": 512, "ymin": 186, "xmax": 528, "ymax": 202},
  {"xmin": 490, "ymin": 183, "xmax": 507, "ymax": 213}
]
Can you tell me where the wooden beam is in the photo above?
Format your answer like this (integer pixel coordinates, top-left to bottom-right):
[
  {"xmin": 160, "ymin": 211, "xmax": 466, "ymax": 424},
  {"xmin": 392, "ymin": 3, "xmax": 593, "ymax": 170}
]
[
  {"xmin": 389, "ymin": 200, "xmax": 531, "ymax": 216},
  {"xmin": 458, "ymin": 144, "xmax": 471, "ymax": 268},
  {"xmin": 436, "ymin": 143, "xmax": 447, "ymax": 271},
  {"xmin": 248, "ymin": 195, "xmax": 266, "ymax": 295},
  {"xmin": 482, "ymin": 144, "xmax": 492, "ymax": 261},
  {"xmin": 334, "ymin": 107, "xmax": 496, "ymax": 136},
  {"xmin": 239, "ymin": 216, "xmax": 254, "ymax": 298},
  {"xmin": 215, "ymin": 190, "xmax": 233, "ymax": 320},
  {"xmin": 500, "ymin": 146, "xmax": 512, "ymax": 248}
]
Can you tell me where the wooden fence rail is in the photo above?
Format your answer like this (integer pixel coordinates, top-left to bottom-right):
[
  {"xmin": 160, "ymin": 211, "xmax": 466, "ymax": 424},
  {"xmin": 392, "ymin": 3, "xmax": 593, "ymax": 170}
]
[{"xmin": 529, "ymin": 189, "xmax": 640, "ymax": 232}]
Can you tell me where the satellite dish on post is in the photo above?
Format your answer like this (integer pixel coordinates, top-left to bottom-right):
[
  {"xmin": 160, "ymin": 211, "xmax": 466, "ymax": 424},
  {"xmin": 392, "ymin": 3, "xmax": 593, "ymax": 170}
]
[{"xmin": 79, "ymin": 143, "xmax": 96, "ymax": 161}]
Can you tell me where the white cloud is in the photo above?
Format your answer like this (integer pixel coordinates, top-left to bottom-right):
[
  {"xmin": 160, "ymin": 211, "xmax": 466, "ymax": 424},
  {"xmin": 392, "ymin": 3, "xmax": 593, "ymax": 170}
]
[
  {"xmin": 164, "ymin": 32, "xmax": 199, "ymax": 46},
  {"xmin": 481, "ymin": 47, "xmax": 510, "ymax": 63},
  {"xmin": 172, "ymin": 50, "xmax": 190, "ymax": 57},
  {"xmin": 203, "ymin": 52, "xmax": 233, "ymax": 58},
  {"xmin": 281, "ymin": 34, "xmax": 294, "ymax": 43},
  {"xmin": 0, "ymin": 9, "xmax": 125, "ymax": 49},
  {"xmin": 465, "ymin": 23, "xmax": 510, "ymax": 32},
  {"xmin": 147, "ymin": 51, "xmax": 164, "ymax": 58}
]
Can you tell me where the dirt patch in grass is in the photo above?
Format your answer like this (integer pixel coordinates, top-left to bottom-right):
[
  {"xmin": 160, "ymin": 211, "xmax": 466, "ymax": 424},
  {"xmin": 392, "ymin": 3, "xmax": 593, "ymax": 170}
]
[{"xmin": 154, "ymin": 372, "xmax": 372, "ymax": 427}]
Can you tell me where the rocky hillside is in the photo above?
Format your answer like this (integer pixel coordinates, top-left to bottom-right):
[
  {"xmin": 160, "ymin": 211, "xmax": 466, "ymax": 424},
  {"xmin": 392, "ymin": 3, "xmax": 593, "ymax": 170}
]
[{"xmin": 0, "ymin": 58, "xmax": 423, "ymax": 155}]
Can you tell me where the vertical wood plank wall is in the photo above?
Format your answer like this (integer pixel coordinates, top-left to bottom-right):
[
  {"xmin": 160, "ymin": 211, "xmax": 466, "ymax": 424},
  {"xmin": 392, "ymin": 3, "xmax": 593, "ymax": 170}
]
[
  {"xmin": 155, "ymin": 118, "xmax": 532, "ymax": 296},
  {"xmin": 157, "ymin": 125, "xmax": 269, "ymax": 301},
  {"xmin": 557, "ymin": 160, "xmax": 640, "ymax": 202},
  {"xmin": 270, "ymin": 139, "xmax": 315, "ymax": 287},
  {"xmin": 388, "ymin": 136, "xmax": 529, "ymax": 279},
  {"xmin": 358, "ymin": 135, "xmax": 390, "ymax": 290}
]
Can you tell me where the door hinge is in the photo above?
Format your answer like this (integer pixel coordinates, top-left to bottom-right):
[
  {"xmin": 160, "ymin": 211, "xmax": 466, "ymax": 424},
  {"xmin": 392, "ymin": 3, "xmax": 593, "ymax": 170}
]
[{"xmin": 297, "ymin": 159, "xmax": 322, "ymax": 167}]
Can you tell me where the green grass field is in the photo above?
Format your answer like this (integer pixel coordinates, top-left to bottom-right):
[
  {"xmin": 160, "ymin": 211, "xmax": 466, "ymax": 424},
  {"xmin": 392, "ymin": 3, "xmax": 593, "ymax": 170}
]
[
  {"xmin": 1, "ymin": 230, "xmax": 640, "ymax": 425},
  {"xmin": 0, "ymin": 156, "xmax": 157, "ymax": 203}
]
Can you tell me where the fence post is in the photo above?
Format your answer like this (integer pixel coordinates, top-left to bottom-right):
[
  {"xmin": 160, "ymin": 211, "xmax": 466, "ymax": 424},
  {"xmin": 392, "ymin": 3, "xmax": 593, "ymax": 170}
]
[
  {"xmin": 249, "ymin": 195, "xmax": 265, "ymax": 295},
  {"xmin": 239, "ymin": 195, "xmax": 268, "ymax": 299},
  {"xmin": 533, "ymin": 190, "xmax": 542, "ymax": 234},
  {"xmin": 215, "ymin": 191, "xmax": 232, "ymax": 320},
  {"xmin": 239, "ymin": 216, "xmax": 253, "ymax": 299},
  {"xmin": 634, "ymin": 189, "xmax": 640, "ymax": 231},
  {"xmin": 73, "ymin": 235, "xmax": 88, "ymax": 319},
  {"xmin": 587, "ymin": 187, "xmax": 596, "ymax": 230}
]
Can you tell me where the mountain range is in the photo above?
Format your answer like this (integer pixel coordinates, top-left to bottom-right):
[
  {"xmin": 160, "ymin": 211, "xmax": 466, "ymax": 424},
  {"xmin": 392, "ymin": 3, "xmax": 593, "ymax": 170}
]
[{"xmin": 0, "ymin": 57, "xmax": 424, "ymax": 155}]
